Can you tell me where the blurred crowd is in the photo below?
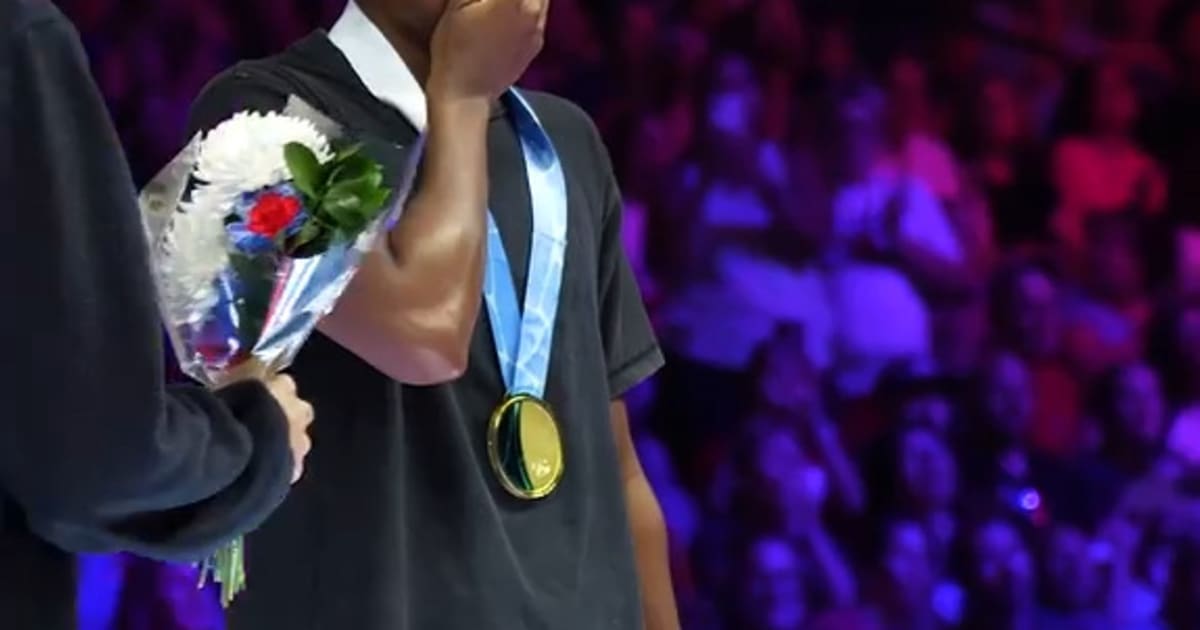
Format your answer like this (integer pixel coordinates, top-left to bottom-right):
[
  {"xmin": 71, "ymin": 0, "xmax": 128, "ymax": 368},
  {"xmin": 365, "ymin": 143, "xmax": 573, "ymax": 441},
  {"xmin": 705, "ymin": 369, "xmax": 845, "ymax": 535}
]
[{"xmin": 60, "ymin": 0, "xmax": 1200, "ymax": 628}]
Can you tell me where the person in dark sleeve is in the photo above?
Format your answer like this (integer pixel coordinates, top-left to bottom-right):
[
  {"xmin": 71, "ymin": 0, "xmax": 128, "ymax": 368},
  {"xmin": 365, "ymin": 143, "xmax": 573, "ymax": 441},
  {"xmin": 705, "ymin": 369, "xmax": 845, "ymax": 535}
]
[
  {"xmin": 184, "ymin": 0, "xmax": 679, "ymax": 628},
  {"xmin": 0, "ymin": 1, "xmax": 315, "ymax": 628}
]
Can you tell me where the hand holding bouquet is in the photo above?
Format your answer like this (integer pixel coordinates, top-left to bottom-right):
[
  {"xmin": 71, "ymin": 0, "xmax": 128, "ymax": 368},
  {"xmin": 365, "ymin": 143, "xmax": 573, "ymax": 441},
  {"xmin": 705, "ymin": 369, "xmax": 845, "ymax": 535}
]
[{"xmin": 139, "ymin": 97, "xmax": 419, "ymax": 605}]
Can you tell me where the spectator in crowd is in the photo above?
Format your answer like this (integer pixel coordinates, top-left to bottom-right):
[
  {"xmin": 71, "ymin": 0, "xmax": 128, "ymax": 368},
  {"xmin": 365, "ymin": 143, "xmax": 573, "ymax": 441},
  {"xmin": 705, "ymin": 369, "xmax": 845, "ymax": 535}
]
[
  {"xmin": 1061, "ymin": 213, "xmax": 1153, "ymax": 378},
  {"xmin": 823, "ymin": 90, "xmax": 968, "ymax": 396},
  {"xmin": 734, "ymin": 535, "xmax": 810, "ymax": 630},
  {"xmin": 697, "ymin": 416, "xmax": 858, "ymax": 627},
  {"xmin": 1051, "ymin": 60, "xmax": 1166, "ymax": 256},
  {"xmin": 752, "ymin": 332, "xmax": 866, "ymax": 515},
  {"xmin": 879, "ymin": 52, "xmax": 961, "ymax": 204},
  {"xmin": 959, "ymin": 515, "xmax": 1037, "ymax": 630},
  {"xmin": 876, "ymin": 360, "xmax": 959, "ymax": 436},
  {"xmin": 876, "ymin": 425, "xmax": 959, "ymax": 568},
  {"xmin": 962, "ymin": 351, "xmax": 1077, "ymax": 526},
  {"xmin": 1033, "ymin": 523, "xmax": 1114, "ymax": 629},
  {"xmin": 991, "ymin": 262, "xmax": 1086, "ymax": 456},
  {"xmin": 956, "ymin": 74, "xmax": 1054, "ymax": 247},
  {"xmin": 1093, "ymin": 362, "xmax": 1169, "ymax": 490},
  {"xmin": 863, "ymin": 517, "xmax": 963, "ymax": 630}
]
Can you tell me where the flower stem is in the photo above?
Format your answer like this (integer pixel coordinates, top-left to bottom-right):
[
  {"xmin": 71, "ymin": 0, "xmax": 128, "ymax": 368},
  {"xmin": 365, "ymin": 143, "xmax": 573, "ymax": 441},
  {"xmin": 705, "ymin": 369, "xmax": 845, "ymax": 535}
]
[{"xmin": 197, "ymin": 536, "xmax": 247, "ymax": 607}]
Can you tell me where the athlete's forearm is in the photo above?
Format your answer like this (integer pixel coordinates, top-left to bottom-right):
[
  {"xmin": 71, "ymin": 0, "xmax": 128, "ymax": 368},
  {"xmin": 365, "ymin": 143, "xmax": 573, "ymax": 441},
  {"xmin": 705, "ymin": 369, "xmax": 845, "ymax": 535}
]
[
  {"xmin": 384, "ymin": 95, "xmax": 490, "ymax": 363},
  {"xmin": 610, "ymin": 401, "xmax": 680, "ymax": 630},
  {"xmin": 384, "ymin": 93, "xmax": 490, "ymax": 324},
  {"xmin": 627, "ymin": 475, "xmax": 680, "ymax": 630},
  {"xmin": 320, "ymin": 94, "xmax": 489, "ymax": 383}
]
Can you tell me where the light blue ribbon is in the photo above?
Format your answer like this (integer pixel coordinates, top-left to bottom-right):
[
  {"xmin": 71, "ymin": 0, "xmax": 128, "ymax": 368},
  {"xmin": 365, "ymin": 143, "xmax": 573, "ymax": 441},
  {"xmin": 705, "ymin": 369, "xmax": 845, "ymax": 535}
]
[{"xmin": 483, "ymin": 90, "xmax": 568, "ymax": 398}]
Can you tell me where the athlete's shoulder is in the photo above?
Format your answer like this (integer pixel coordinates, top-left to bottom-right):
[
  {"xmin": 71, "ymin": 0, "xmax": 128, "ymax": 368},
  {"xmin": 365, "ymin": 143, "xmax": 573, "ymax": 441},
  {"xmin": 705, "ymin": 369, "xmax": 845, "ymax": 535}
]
[
  {"xmin": 195, "ymin": 54, "xmax": 294, "ymax": 102},
  {"xmin": 188, "ymin": 53, "xmax": 302, "ymax": 138},
  {"xmin": 520, "ymin": 90, "xmax": 600, "ymax": 133},
  {"xmin": 190, "ymin": 40, "xmax": 319, "ymax": 126},
  {"xmin": 519, "ymin": 89, "xmax": 590, "ymax": 121},
  {"xmin": 517, "ymin": 90, "xmax": 608, "ymax": 161},
  {"xmin": 193, "ymin": 33, "xmax": 347, "ymax": 119}
]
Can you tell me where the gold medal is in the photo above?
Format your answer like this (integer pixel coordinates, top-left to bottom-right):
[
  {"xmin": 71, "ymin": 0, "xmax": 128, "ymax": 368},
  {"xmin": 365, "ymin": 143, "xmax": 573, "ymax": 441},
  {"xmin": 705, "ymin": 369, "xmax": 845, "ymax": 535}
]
[{"xmin": 487, "ymin": 394, "xmax": 565, "ymax": 500}]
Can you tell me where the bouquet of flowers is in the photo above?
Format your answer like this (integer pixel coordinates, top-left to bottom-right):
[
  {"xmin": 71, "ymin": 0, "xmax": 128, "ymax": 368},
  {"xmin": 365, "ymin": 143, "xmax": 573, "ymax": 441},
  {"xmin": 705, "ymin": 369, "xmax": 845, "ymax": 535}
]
[{"xmin": 138, "ymin": 97, "xmax": 420, "ymax": 605}]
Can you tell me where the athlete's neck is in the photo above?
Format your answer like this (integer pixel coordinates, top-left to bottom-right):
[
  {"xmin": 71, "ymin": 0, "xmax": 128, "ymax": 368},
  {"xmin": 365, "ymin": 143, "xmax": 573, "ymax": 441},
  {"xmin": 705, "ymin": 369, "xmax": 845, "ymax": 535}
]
[{"xmin": 357, "ymin": 3, "xmax": 433, "ymax": 86}]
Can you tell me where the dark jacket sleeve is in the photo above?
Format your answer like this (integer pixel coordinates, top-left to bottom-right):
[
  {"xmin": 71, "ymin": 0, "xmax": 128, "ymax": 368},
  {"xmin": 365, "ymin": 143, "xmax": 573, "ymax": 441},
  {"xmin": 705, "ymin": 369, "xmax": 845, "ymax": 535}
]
[{"xmin": 0, "ymin": 2, "xmax": 292, "ymax": 561}]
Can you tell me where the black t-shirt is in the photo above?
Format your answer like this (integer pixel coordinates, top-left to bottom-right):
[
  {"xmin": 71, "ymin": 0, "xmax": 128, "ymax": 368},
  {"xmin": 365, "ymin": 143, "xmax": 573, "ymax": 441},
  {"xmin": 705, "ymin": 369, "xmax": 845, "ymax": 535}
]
[{"xmin": 188, "ymin": 33, "xmax": 664, "ymax": 630}]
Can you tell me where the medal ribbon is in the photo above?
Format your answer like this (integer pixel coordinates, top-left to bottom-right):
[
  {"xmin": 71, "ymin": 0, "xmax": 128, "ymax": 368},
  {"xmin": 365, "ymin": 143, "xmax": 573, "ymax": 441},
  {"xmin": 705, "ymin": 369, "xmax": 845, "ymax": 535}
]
[{"xmin": 483, "ymin": 90, "xmax": 568, "ymax": 398}]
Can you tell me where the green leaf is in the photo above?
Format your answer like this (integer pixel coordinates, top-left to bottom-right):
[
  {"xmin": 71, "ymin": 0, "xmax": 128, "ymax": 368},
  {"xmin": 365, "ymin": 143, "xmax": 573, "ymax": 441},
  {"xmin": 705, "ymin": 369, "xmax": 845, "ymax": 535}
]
[
  {"xmin": 329, "ymin": 173, "xmax": 379, "ymax": 203},
  {"xmin": 334, "ymin": 142, "xmax": 363, "ymax": 162},
  {"xmin": 288, "ymin": 222, "xmax": 320, "ymax": 248},
  {"xmin": 346, "ymin": 170, "xmax": 384, "ymax": 192},
  {"xmin": 317, "ymin": 160, "xmax": 339, "ymax": 191},
  {"xmin": 283, "ymin": 217, "xmax": 338, "ymax": 257},
  {"xmin": 322, "ymin": 186, "xmax": 362, "ymax": 219},
  {"xmin": 284, "ymin": 143, "xmax": 323, "ymax": 198},
  {"xmin": 326, "ymin": 154, "xmax": 377, "ymax": 187},
  {"xmin": 325, "ymin": 193, "xmax": 374, "ymax": 228},
  {"xmin": 360, "ymin": 187, "xmax": 393, "ymax": 215}
]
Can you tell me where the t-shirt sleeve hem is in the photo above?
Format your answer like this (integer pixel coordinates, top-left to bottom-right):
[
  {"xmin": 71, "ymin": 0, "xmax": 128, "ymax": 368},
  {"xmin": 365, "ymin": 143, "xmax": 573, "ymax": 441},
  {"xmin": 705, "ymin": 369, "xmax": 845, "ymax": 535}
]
[{"xmin": 607, "ymin": 344, "xmax": 665, "ymax": 400}]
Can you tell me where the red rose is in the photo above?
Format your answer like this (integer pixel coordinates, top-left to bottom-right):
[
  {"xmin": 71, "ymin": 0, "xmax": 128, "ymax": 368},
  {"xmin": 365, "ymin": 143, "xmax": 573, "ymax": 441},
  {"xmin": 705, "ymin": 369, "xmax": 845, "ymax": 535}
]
[{"xmin": 247, "ymin": 193, "xmax": 302, "ymax": 237}]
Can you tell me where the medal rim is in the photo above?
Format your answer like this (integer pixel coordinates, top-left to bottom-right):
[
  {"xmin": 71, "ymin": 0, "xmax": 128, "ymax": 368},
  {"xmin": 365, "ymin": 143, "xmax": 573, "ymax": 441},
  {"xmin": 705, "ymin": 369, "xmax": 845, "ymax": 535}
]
[{"xmin": 486, "ymin": 393, "xmax": 565, "ymax": 500}]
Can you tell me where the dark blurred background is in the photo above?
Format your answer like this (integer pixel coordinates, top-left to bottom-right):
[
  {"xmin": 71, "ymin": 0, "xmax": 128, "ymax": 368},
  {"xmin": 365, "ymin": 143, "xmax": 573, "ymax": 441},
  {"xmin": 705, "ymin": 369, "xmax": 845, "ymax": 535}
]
[{"xmin": 58, "ymin": 0, "xmax": 1200, "ymax": 628}]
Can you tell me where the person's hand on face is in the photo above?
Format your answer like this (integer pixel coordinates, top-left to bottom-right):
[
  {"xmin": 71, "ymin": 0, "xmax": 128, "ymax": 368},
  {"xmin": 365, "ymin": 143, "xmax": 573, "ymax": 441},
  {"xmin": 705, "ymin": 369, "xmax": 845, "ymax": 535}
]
[{"xmin": 429, "ymin": 0, "xmax": 549, "ymax": 102}]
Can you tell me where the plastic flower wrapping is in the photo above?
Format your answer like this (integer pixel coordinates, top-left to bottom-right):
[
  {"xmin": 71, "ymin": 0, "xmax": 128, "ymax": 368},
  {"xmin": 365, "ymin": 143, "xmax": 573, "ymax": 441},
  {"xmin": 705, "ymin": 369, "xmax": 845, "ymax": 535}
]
[{"xmin": 137, "ymin": 96, "xmax": 421, "ymax": 605}]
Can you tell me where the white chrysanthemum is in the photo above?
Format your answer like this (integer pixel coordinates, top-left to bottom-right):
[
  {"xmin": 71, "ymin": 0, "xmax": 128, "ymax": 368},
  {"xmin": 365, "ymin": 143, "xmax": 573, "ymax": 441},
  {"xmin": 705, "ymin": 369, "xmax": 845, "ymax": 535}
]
[
  {"xmin": 195, "ymin": 111, "xmax": 333, "ymax": 194},
  {"xmin": 156, "ymin": 206, "xmax": 230, "ymax": 324},
  {"xmin": 180, "ymin": 181, "xmax": 237, "ymax": 218}
]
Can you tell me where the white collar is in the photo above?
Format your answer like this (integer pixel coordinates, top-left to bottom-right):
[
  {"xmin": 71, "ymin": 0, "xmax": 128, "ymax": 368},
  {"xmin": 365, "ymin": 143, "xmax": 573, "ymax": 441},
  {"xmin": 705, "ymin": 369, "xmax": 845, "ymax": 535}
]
[{"xmin": 328, "ymin": 1, "xmax": 428, "ymax": 131}]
